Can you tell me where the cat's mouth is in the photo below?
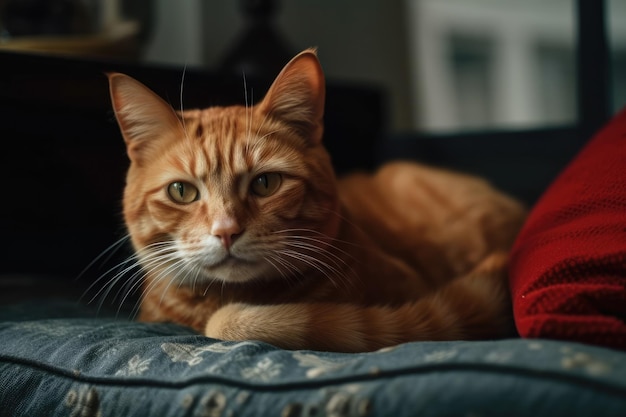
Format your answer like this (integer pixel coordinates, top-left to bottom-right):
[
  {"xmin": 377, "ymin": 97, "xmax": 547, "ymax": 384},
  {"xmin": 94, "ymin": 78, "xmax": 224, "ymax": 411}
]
[
  {"xmin": 196, "ymin": 254, "xmax": 267, "ymax": 284},
  {"xmin": 205, "ymin": 253, "xmax": 255, "ymax": 270},
  {"xmin": 212, "ymin": 255, "xmax": 241, "ymax": 267}
]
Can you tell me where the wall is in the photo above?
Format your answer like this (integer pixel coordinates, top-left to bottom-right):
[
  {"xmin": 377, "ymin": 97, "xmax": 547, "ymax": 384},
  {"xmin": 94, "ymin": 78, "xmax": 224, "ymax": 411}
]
[
  {"xmin": 134, "ymin": 1, "xmax": 626, "ymax": 133},
  {"xmin": 141, "ymin": 0, "xmax": 204, "ymax": 67},
  {"xmin": 141, "ymin": 0, "xmax": 414, "ymax": 131}
]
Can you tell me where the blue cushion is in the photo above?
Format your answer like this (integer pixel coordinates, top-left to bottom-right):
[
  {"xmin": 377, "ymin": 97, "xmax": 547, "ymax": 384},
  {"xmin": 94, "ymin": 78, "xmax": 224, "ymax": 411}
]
[{"xmin": 1, "ymin": 300, "xmax": 625, "ymax": 416}]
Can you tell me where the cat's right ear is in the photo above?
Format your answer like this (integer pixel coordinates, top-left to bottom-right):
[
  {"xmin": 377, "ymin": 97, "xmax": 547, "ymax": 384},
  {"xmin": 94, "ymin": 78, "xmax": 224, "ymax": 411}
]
[
  {"xmin": 257, "ymin": 48, "xmax": 326, "ymax": 144},
  {"xmin": 107, "ymin": 73, "xmax": 181, "ymax": 165}
]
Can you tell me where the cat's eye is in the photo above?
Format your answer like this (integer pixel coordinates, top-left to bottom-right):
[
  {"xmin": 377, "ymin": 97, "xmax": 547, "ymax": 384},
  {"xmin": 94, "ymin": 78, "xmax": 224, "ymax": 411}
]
[
  {"xmin": 250, "ymin": 173, "xmax": 282, "ymax": 197},
  {"xmin": 167, "ymin": 182, "xmax": 199, "ymax": 204}
]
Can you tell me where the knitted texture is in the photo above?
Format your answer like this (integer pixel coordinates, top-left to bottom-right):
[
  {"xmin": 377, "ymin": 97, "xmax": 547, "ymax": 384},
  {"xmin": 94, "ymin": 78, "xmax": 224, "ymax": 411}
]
[{"xmin": 509, "ymin": 108, "xmax": 626, "ymax": 350}]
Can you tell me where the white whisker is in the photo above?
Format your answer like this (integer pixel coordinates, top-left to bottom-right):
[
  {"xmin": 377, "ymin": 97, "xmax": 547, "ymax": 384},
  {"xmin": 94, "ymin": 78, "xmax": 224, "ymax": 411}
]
[
  {"xmin": 265, "ymin": 227, "xmax": 363, "ymax": 290},
  {"xmin": 281, "ymin": 240, "xmax": 355, "ymax": 282},
  {"xmin": 243, "ymin": 71, "xmax": 252, "ymax": 145},
  {"xmin": 76, "ymin": 234, "xmax": 131, "ymax": 283},
  {"xmin": 114, "ymin": 269, "xmax": 144, "ymax": 316},
  {"xmin": 179, "ymin": 63, "xmax": 192, "ymax": 142},
  {"xmin": 254, "ymin": 110, "xmax": 271, "ymax": 138},
  {"xmin": 80, "ymin": 254, "xmax": 136, "ymax": 305},
  {"xmin": 202, "ymin": 276, "xmax": 218, "ymax": 296},
  {"xmin": 278, "ymin": 249, "xmax": 341, "ymax": 288},
  {"xmin": 157, "ymin": 258, "xmax": 191, "ymax": 306},
  {"xmin": 264, "ymin": 255, "xmax": 293, "ymax": 281},
  {"xmin": 266, "ymin": 254, "xmax": 307, "ymax": 288},
  {"xmin": 92, "ymin": 239, "xmax": 178, "ymax": 319},
  {"xmin": 272, "ymin": 227, "xmax": 367, "ymax": 252},
  {"xmin": 283, "ymin": 236, "xmax": 357, "ymax": 264},
  {"xmin": 258, "ymin": 128, "xmax": 284, "ymax": 141},
  {"xmin": 129, "ymin": 252, "xmax": 181, "ymax": 319},
  {"xmin": 113, "ymin": 242, "xmax": 180, "ymax": 311},
  {"xmin": 88, "ymin": 256, "xmax": 141, "ymax": 307}
]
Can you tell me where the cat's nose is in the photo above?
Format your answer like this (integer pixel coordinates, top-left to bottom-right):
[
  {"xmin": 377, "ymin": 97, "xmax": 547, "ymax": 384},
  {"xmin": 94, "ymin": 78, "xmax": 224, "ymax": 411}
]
[{"xmin": 211, "ymin": 217, "xmax": 243, "ymax": 249}]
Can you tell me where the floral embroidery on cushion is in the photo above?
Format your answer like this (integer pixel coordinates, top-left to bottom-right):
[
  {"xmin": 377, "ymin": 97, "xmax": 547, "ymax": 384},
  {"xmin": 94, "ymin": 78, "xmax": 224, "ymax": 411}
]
[
  {"xmin": 484, "ymin": 350, "xmax": 514, "ymax": 364},
  {"xmin": 198, "ymin": 390, "xmax": 227, "ymax": 417},
  {"xmin": 114, "ymin": 354, "xmax": 152, "ymax": 376},
  {"xmin": 240, "ymin": 357, "xmax": 283, "ymax": 381},
  {"xmin": 64, "ymin": 386, "xmax": 102, "ymax": 417},
  {"xmin": 423, "ymin": 349, "xmax": 458, "ymax": 363},
  {"xmin": 293, "ymin": 352, "xmax": 351, "ymax": 378},
  {"xmin": 161, "ymin": 342, "xmax": 217, "ymax": 366},
  {"xmin": 161, "ymin": 341, "xmax": 262, "ymax": 368},
  {"xmin": 203, "ymin": 341, "xmax": 258, "ymax": 353},
  {"xmin": 282, "ymin": 385, "xmax": 370, "ymax": 417},
  {"xmin": 561, "ymin": 351, "xmax": 611, "ymax": 376}
]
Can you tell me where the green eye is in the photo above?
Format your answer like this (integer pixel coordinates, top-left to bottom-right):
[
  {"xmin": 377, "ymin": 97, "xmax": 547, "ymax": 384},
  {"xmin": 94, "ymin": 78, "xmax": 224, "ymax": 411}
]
[
  {"xmin": 251, "ymin": 173, "xmax": 282, "ymax": 197},
  {"xmin": 167, "ymin": 182, "xmax": 199, "ymax": 204}
]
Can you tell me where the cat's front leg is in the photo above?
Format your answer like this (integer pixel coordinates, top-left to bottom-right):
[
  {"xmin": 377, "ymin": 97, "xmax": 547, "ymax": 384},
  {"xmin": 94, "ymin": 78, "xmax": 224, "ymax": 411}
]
[
  {"xmin": 205, "ymin": 252, "xmax": 513, "ymax": 352},
  {"xmin": 205, "ymin": 302, "xmax": 387, "ymax": 351},
  {"xmin": 205, "ymin": 303, "xmax": 311, "ymax": 349}
]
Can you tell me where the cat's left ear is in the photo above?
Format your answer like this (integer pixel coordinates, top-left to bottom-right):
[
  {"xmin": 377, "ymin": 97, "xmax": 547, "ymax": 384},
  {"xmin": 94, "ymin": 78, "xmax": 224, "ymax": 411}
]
[
  {"xmin": 108, "ymin": 72, "xmax": 182, "ymax": 165},
  {"xmin": 257, "ymin": 48, "xmax": 325, "ymax": 144}
]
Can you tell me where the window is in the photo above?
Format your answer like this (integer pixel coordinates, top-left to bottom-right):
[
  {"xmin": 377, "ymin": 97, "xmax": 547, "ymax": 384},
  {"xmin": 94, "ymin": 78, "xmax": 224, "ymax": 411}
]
[{"xmin": 407, "ymin": 0, "xmax": 581, "ymax": 132}]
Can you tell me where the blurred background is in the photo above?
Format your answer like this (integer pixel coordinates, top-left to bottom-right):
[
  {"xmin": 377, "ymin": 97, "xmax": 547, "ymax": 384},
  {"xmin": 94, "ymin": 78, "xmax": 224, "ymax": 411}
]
[
  {"xmin": 0, "ymin": 0, "xmax": 623, "ymax": 294},
  {"xmin": 0, "ymin": 0, "xmax": 624, "ymax": 133}
]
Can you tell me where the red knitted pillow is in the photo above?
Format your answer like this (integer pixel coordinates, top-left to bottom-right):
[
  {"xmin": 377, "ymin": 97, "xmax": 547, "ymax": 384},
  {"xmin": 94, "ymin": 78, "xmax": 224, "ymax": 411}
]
[{"xmin": 509, "ymin": 108, "xmax": 626, "ymax": 350}]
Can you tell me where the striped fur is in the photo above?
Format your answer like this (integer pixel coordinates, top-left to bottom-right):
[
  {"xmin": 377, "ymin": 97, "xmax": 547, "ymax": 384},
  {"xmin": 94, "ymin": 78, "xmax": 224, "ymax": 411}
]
[{"xmin": 108, "ymin": 49, "xmax": 526, "ymax": 352}]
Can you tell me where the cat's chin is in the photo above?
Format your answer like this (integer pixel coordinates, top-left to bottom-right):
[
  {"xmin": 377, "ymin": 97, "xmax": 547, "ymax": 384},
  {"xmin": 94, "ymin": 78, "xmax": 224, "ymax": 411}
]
[{"xmin": 197, "ymin": 258, "xmax": 276, "ymax": 285}]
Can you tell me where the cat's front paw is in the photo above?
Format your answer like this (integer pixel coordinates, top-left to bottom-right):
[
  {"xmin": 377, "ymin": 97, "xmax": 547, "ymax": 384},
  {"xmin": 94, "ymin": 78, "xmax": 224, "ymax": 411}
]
[
  {"xmin": 204, "ymin": 303, "xmax": 309, "ymax": 349},
  {"xmin": 204, "ymin": 303, "xmax": 250, "ymax": 341}
]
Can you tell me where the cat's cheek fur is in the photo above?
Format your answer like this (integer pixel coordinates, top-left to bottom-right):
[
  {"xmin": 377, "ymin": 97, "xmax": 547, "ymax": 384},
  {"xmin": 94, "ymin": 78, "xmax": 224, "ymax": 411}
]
[{"xmin": 205, "ymin": 303, "xmax": 309, "ymax": 349}]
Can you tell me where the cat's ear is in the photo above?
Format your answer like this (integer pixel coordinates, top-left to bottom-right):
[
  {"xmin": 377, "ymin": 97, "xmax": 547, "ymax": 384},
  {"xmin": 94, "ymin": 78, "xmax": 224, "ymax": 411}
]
[
  {"xmin": 107, "ymin": 73, "xmax": 182, "ymax": 164},
  {"xmin": 257, "ymin": 48, "xmax": 325, "ymax": 144}
]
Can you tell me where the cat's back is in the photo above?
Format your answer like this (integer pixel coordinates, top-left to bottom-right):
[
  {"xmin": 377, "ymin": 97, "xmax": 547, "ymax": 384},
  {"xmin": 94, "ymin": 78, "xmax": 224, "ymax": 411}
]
[{"xmin": 338, "ymin": 161, "xmax": 526, "ymax": 284}]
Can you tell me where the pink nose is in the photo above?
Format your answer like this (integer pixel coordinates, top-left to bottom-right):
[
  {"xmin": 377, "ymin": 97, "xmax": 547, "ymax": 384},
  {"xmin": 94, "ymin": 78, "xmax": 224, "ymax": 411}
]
[{"xmin": 211, "ymin": 217, "xmax": 243, "ymax": 249}]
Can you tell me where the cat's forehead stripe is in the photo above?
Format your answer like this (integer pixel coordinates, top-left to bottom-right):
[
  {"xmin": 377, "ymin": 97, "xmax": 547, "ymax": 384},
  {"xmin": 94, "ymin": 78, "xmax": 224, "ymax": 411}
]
[{"xmin": 178, "ymin": 108, "xmax": 304, "ymax": 178}]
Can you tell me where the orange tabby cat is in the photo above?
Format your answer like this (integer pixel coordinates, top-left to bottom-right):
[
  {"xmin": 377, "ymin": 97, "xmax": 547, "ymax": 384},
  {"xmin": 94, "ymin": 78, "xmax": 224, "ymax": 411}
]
[{"xmin": 108, "ymin": 49, "xmax": 526, "ymax": 352}]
